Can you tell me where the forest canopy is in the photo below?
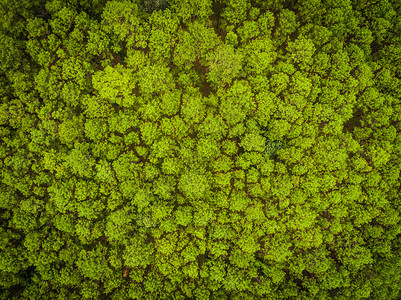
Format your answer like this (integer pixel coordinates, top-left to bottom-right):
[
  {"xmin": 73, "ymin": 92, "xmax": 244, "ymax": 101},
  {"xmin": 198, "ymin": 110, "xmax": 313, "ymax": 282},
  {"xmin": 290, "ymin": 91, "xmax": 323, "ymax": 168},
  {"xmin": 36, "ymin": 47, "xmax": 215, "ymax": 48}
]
[{"xmin": 1, "ymin": 0, "xmax": 401, "ymax": 299}]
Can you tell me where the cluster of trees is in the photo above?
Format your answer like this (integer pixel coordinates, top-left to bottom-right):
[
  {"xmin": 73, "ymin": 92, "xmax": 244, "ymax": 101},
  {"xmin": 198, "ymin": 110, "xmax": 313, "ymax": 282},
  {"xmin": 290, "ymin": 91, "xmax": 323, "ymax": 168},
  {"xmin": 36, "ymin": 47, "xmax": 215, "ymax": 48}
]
[{"xmin": 1, "ymin": 0, "xmax": 401, "ymax": 299}]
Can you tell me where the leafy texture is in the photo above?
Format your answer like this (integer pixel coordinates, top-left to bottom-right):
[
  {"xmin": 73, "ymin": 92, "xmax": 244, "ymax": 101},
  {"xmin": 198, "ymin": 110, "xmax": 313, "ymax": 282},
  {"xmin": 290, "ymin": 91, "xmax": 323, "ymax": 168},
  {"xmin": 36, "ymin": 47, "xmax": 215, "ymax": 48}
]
[{"xmin": 1, "ymin": 0, "xmax": 401, "ymax": 299}]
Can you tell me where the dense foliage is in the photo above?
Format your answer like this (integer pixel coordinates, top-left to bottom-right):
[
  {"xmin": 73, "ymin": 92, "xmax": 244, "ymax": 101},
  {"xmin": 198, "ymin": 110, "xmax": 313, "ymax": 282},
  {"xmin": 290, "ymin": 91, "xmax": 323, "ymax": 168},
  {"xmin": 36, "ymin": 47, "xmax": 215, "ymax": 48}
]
[{"xmin": 1, "ymin": 0, "xmax": 401, "ymax": 299}]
